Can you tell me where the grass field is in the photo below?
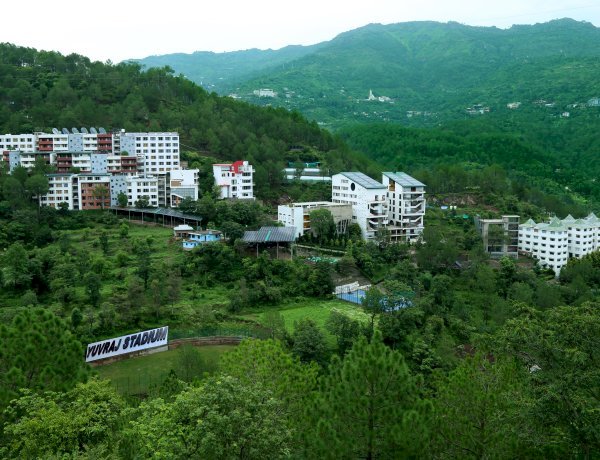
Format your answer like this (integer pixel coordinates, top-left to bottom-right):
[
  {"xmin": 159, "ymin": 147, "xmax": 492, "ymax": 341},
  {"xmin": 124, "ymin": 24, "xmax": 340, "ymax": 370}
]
[
  {"xmin": 96, "ymin": 345, "xmax": 235, "ymax": 395},
  {"xmin": 241, "ymin": 298, "xmax": 369, "ymax": 345}
]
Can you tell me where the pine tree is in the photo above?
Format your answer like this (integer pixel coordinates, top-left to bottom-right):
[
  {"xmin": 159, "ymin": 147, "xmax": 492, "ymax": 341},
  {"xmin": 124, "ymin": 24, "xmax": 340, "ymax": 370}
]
[{"xmin": 304, "ymin": 332, "xmax": 430, "ymax": 459}]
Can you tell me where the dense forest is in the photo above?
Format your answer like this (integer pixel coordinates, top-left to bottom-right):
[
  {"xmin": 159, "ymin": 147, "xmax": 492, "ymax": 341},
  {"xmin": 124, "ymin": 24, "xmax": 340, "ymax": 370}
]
[
  {"xmin": 135, "ymin": 18, "xmax": 600, "ymax": 213},
  {"xmin": 138, "ymin": 19, "xmax": 600, "ymax": 125},
  {"xmin": 0, "ymin": 42, "xmax": 599, "ymax": 459},
  {"xmin": 339, "ymin": 121, "xmax": 600, "ymax": 215}
]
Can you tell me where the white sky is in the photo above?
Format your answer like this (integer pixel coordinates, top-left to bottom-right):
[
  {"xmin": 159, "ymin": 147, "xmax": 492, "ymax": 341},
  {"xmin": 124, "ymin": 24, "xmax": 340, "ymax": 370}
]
[{"xmin": 1, "ymin": 0, "xmax": 599, "ymax": 62}]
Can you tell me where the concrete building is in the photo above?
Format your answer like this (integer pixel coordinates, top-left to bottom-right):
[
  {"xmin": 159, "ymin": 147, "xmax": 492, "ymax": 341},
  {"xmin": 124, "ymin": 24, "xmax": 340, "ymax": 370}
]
[
  {"xmin": 109, "ymin": 175, "xmax": 129, "ymax": 207},
  {"xmin": 118, "ymin": 131, "xmax": 180, "ymax": 176},
  {"xmin": 332, "ymin": 172, "xmax": 388, "ymax": 240},
  {"xmin": 6, "ymin": 151, "xmax": 55, "ymax": 171},
  {"xmin": 382, "ymin": 172, "xmax": 426, "ymax": 243},
  {"xmin": 40, "ymin": 174, "xmax": 76, "ymax": 209},
  {"xmin": 126, "ymin": 176, "xmax": 159, "ymax": 208},
  {"xmin": 277, "ymin": 201, "xmax": 353, "ymax": 239},
  {"xmin": 107, "ymin": 154, "xmax": 138, "ymax": 174},
  {"xmin": 563, "ymin": 213, "xmax": 600, "ymax": 259},
  {"xmin": 0, "ymin": 129, "xmax": 201, "ymax": 209},
  {"xmin": 518, "ymin": 217, "xmax": 568, "ymax": 274},
  {"xmin": 518, "ymin": 213, "xmax": 599, "ymax": 275},
  {"xmin": 77, "ymin": 174, "xmax": 112, "ymax": 210},
  {"xmin": 0, "ymin": 134, "xmax": 35, "ymax": 152},
  {"xmin": 36, "ymin": 132, "xmax": 69, "ymax": 152},
  {"xmin": 213, "ymin": 161, "xmax": 255, "ymax": 199},
  {"xmin": 474, "ymin": 215, "xmax": 520, "ymax": 258},
  {"xmin": 181, "ymin": 230, "xmax": 222, "ymax": 250},
  {"xmin": 169, "ymin": 169, "xmax": 199, "ymax": 207},
  {"xmin": 283, "ymin": 168, "xmax": 332, "ymax": 182}
]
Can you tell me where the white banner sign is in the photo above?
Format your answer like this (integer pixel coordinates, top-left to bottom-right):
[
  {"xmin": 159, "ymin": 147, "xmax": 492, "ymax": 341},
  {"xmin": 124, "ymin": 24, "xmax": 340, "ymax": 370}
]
[{"xmin": 85, "ymin": 326, "xmax": 168, "ymax": 362}]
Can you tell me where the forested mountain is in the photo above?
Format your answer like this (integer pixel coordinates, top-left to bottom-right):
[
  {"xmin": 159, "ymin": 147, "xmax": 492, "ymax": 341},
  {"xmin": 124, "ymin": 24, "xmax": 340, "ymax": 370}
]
[
  {"xmin": 132, "ymin": 44, "xmax": 323, "ymax": 93},
  {"xmin": 1, "ymin": 35, "xmax": 599, "ymax": 460},
  {"xmin": 131, "ymin": 19, "xmax": 600, "ymax": 211},
  {"xmin": 0, "ymin": 43, "xmax": 372, "ymax": 199},
  {"xmin": 339, "ymin": 120, "xmax": 600, "ymax": 214},
  {"xmin": 135, "ymin": 19, "xmax": 600, "ymax": 125}
]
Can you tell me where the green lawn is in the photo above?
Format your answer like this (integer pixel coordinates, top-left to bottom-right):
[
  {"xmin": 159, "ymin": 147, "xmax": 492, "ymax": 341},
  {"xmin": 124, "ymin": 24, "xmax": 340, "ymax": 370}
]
[
  {"xmin": 95, "ymin": 345, "xmax": 235, "ymax": 395},
  {"xmin": 241, "ymin": 298, "xmax": 368, "ymax": 345},
  {"xmin": 277, "ymin": 299, "xmax": 368, "ymax": 331}
]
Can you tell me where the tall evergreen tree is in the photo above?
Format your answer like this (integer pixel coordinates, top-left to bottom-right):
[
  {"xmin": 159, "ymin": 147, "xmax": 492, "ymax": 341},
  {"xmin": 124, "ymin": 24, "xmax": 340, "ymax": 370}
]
[
  {"xmin": 0, "ymin": 308, "xmax": 88, "ymax": 408},
  {"xmin": 304, "ymin": 332, "xmax": 430, "ymax": 459}
]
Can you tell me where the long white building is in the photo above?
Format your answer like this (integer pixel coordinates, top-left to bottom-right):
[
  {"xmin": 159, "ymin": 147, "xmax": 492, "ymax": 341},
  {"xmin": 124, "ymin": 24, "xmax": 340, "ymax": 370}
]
[
  {"xmin": 382, "ymin": 172, "xmax": 426, "ymax": 243},
  {"xmin": 332, "ymin": 172, "xmax": 388, "ymax": 240},
  {"xmin": 277, "ymin": 201, "xmax": 353, "ymax": 239},
  {"xmin": 2, "ymin": 129, "xmax": 180, "ymax": 177},
  {"xmin": 213, "ymin": 161, "xmax": 255, "ymax": 199},
  {"xmin": 1, "ymin": 129, "xmax": 199, "ymax": 208},
  {"xmin": 518, "ymin": 213, "xmax": 599, "ymax": 275}
]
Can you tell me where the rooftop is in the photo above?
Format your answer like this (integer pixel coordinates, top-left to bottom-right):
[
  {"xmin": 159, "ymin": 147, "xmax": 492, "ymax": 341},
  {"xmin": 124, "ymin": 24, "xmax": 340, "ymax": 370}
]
[
  {"xmin": 383, "ymin": 172, "xmax": 425, "ymax": 187},
  {"xmin": 110, "ymin": 206, "xmax": 202, "ymax": 223},
  {"xmin": 242, "ymin": 226, "xmax": 296, "ymax": 243},
  {"xmin": 337, "ymin": 172, "xmax": 386, "ymax": 189}
]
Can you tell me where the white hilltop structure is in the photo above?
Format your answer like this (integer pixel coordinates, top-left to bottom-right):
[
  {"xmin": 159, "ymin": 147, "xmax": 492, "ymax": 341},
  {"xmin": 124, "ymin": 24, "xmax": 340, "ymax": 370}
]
[{"xmin": 518, "ymin": 213, "xmax": 599, "ymax": 276}]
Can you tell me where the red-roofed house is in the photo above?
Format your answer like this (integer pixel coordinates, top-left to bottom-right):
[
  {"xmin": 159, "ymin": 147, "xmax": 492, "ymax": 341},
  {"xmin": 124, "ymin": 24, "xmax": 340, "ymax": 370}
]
[{"xmin": 212, "ymin": 160, "xmax": 255, "ymax": 199}]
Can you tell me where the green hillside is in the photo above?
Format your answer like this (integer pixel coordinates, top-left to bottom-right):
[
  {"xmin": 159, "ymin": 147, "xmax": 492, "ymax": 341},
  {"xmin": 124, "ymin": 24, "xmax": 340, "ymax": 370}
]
[
  {"xmin": 135, "ymin": 19, "xmax": 600, "ymax": 126},
  {"xmin": 132, "ymin": 44, "xmax": 323, "ymax": 93},
  {"xmin": 0, "ymin": 43, "xmax": 372, "ymax": 199}
]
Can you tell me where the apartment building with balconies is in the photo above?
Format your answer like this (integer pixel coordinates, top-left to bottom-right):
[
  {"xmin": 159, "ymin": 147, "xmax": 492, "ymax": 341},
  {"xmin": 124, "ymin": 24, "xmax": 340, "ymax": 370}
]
[
  {"xmin": 332, "ymin": 172, "xmax": 388, "ymax": 240},
  {"xmin": 382, "ymin": 172, "xmax": 426, "ymax": 243},
  {"xmin": 77, "ymin": 174, "xmax": 112, "ymax": 210}
]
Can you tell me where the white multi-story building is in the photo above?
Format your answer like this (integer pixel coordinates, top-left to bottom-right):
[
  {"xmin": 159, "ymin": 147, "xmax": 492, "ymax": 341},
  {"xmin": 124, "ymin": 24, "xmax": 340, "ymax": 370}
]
[
  {"xmin": 127, "ymin": 176, "xmax": 159, "ymax": 208},
  {"xmin": 0, "ymin": 134, "xmax": 36, "ymax": 152},
  {"xmin": 518, "ymin": 213, "xmax": 599, "ymax": 276},
  {"xmin": 277, "ymin": 201, "xmax": 353, "ymax": 239},
  {"xmin": 169, "ymin": 169, "xmax": 199, "ymax": 207},
  {"xmin": 518, "ymin": 217, "xmax": 569, "ymax": 275},
  {"xmin": 118, "ymin": 132, "xmax": 180, "ymax": 176},
  {"xmin": 283, "ymin": 167, "xmax": 331, "ymax": 182},
  {"xmin": 332, "ymin": 172, "xmax": 388, "ymax": 240},
  {"xmin": 213, "ymin": 161, "xmax": 255, "ymax": 199},
  {"xmin": 563, "ymin": 213, "xmax": 600, "ymax": 259},
  {"xmin": 382, "ymin": 172, "xmax": 426, "ymax": 243},
  {"xmin": 40, "ymin": 174, "xmax": 76, "ymax": 209},
  {"xmin": 9, "ymin": 151, "xmax": 55, "ymax": 170}
]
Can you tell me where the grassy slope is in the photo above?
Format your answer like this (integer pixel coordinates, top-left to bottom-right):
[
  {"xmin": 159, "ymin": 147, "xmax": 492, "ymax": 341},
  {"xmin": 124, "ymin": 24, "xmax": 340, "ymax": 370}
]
[
  {"xmin": 95, "ymin": 345, "xmax": 235, "ymax": 395},
  {"xmin": 241, "ymin": 298, "xmax": 369, "ymax": 346}
]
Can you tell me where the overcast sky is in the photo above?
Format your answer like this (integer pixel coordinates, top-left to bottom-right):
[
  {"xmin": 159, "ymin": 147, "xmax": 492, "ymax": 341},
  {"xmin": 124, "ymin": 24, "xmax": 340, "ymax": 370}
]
[{"xmin": 1, "ymin": 0, "xmax": 599, "ymax": 62}]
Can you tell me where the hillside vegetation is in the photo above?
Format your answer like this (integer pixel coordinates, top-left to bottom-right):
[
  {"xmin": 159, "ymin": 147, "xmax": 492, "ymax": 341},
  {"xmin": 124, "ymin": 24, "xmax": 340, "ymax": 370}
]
[
  {"xmin": 339, "ymin": 121, "xmax": 599, "ymax": 214},
  {"xmin": 136, "ymin": 19, "xmax": 600, "ymax": 124},
  {"xmin": 0, "ymin": 43, "xmax": 372, "ymax": 199},
  {"xmin": 132, "ymin": 43, "xmax": 323, "ymax": 93},
  {"xmin": 133, "ymin": 19, "xmax": 600, "ymax": 210}
]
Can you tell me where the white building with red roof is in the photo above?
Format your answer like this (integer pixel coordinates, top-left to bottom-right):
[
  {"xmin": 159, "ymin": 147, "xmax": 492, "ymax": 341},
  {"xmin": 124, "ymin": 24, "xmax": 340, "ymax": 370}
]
[{"xmin": 212, "ymin": 160, "xmax": 255, "ymax": 199}]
